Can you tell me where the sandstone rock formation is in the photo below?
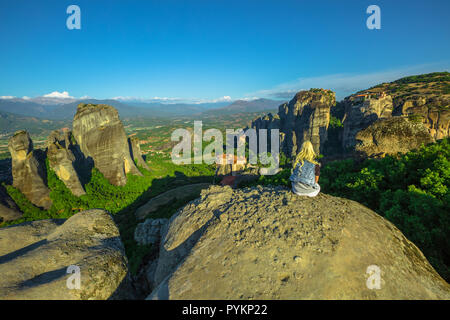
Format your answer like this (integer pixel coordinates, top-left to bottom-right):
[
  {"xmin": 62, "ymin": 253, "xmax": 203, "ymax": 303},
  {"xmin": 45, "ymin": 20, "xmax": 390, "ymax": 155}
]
[
  {"xmin": 252, "ymin": 89, "xmax": 335, "ymax": 156},
  {"xmin": 341, "ymin": 75, "xmax": 450, "ymax": 151},
  {"xmin": 0, "ymin": 209, "xmax": 132, "ymax": 300},
  {"xmin": 0, "ymin": 185, "xmax": 22, "ymax": 222},
  {"xmin": 72, "ymin": 103, "xmax": 142, "ymax": 186},
  {"xmin": 393, "ymin": 95, "xmax": 449, "ymax": 140},
  {"xmin": 214, "ymin": 154, "xmax": 247, "ymax": 177},
  {"xmin": 135, "ymin": 183, "xmax": 210, "ymax": 220},
  {"xmin": 342, "ymin": 93, "xmax": 394, "ymax": 150},
  {"xmin": 128, "ymin": 136, "xmax": 150, "ymax": 171},
  {"xmin": 8, "ymin": 131, "xmax": 52, "ymax": 209},
  {"xmin": 135, "ymin": 218, "xmax": 168, "ymax": 245},
  {"xmin": 252, "ymin": 84, "xmax": 448, "ymax": 158},
  {"xmin": 355, "ymin": 117, "xmax": 435, "ymax": 158},
  {"xmin": 47, "ymin": 130, "xmax": 86, "ymax": 196},
  {"xmin": 148, "ymin": 185, "xmax": 450, "ymax": 300}
]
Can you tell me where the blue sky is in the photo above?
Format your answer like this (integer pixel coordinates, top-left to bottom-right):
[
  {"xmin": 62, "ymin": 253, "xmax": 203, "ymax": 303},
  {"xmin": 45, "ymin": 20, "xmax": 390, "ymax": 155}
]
[{"xmin": 0, "ymin": 0, "xmax": 449, "ymax": 102}]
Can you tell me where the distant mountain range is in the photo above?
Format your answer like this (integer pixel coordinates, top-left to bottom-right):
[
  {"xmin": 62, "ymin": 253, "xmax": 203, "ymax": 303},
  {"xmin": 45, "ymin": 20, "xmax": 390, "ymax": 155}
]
[
  {"xmin": 200, "ymin": 98, "xmax": 284, "ymax": 115},
  {"xmin": 0, "ymin": 97, "xmax": 283, "ymax": 120}
]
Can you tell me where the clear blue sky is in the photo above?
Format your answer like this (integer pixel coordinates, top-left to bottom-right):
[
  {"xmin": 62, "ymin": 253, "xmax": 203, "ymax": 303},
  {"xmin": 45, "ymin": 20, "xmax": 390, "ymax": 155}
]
[{"xmin": 0, "ymin": 0, "xmax": 449, "ymax": 101}]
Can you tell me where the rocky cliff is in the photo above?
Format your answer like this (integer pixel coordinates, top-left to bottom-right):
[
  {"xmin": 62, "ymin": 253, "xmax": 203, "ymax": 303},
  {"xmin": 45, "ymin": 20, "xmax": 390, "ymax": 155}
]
[
  {"xmin": 128, "ymin": 136, "xmax": 150, "ymax": 171},
  {"xmin": 342, "ymin": 93, "xmax": 393, "ymax": 150},
  {"xmin": 394, "ymin": 95, "xmax": 449, "ymax": 140},
  {"xmin": 147, "ymin": 185, "xmax": 450, "ymax": 300},
  {"xmin": 47, "ymin": 130, "xmax": 86, "ymax": 196},
  {"xmin": 0, "ymin": 185, "xmax": 22, "ymax": 222},
  {"xmin": 252, "ymin": 89, "xmax": 335, "ymax": 156},
  {"xmin": 251, "ymin": 73, "xmax": 449, "ymax": 158},
  {"xmin": 4, "ymin": 103, "xmax": 150, "ymax": 217},
  {"xmin": 341, "ymin": 92, "xmax": 449, "ymax": 152},
  {"xmin": 342, "ymin": 72, "xmax": 450, "ymax": 152},
  {"xmin": 8, "ymin": 131, "xmax": 52, "ymax": 209},
  {"xmin": 72, "ymin": 103, "xmax": 142, "ymax": 186}
]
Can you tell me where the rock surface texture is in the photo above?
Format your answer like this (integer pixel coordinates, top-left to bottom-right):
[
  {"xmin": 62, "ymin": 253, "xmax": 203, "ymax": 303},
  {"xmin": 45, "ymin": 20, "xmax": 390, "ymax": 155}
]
[
  {"xmin": 355, "ymin": 117, "xmax": 435, "ymax": 158},
  {"xmin": 252, "ymin": 89, "xmax": 335, "ymax": 156},
  {"xmin": 72, "ymin": 103, "xmax": 142, "ymax": 186},
  {"xmin": 47, "ymin": 130, "xmax": 86, "ymax": 196},
  {"xmin": 148, "ymin": 185, "xmax": 450, "ymax": 300},
  {"xmin": 0, "ymin": 209, "xmax": 131, "ymax": 300},
  {"xmin": 8, "ymin": 130, "xmax": 52, "ymax": 209}
]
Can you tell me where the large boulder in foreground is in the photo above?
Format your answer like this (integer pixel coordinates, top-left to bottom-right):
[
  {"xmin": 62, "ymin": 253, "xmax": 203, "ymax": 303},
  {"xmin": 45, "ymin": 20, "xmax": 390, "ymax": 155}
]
[
  {"xmin": 148, "ymin": 186, "xmax": 450, "ymax": 300},
  {"xmin": 72, "ymin": 104, "xmax": 142, "ymax": 186},
  {"xmin": 0, "ymin": 209, "xmax": 132, "ymax": 300},
  {"xmin": 355, "ymin": 117, "xmax": 435, "ymax": 158},
  {"xmin": 46, "ymin": 130, "xmax": 86, "ymax": 196},
  {"xmin": 8, "ymin": 130, "xmax": 52, "ymax": 209}
]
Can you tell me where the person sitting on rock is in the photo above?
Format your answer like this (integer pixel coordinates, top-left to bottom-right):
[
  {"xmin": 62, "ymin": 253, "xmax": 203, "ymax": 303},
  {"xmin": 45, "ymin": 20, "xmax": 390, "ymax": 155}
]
[{"xmin": 289, "ymin": 141, "xmax": 321, "ymax": 197}]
